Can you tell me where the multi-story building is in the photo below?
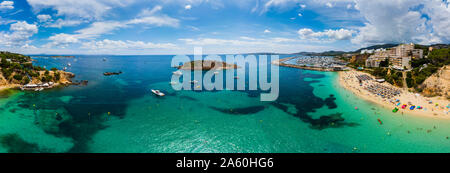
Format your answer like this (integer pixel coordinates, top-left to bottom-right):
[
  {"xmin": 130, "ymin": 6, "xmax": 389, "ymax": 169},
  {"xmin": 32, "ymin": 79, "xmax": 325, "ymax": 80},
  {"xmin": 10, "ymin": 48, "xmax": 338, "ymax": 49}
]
[
  {"xmin": 396, "ymin": 43, "xmax": 414, "ymax": 57},
  {"xmin": 365, "ymin": 55, "xmax": 386, "ymax": 68},
  {"xmin": 364, "ymin": 43, "xmax": 422, "ymax": 70},
  {"xmin": 411, "ymin": 49, "xmax": 423, "ymax": 59},
  {"xmin": 390, "ymin": 56, "xmax": 411, "ymax": 70}
]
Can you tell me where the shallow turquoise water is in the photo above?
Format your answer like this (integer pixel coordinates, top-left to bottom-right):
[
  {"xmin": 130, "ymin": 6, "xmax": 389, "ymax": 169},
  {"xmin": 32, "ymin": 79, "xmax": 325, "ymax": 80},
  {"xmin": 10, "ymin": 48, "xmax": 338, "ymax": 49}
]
[{"xmin": 0, "ymin": 55, "xmax": 449, "ymax": 153}]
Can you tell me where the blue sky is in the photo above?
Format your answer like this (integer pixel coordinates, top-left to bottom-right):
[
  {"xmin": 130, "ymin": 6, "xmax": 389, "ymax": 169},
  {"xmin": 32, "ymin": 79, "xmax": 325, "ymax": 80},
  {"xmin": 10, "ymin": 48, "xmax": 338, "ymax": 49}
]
[{"xmin": 0, "ymin": 0, "xmax": 449, "ymax": 55}]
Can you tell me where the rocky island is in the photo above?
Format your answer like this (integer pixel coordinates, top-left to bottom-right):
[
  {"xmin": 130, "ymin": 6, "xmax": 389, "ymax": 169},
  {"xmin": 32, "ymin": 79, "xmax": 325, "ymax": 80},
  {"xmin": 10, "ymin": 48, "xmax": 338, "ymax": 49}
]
[
  {"xmin": 0, "ymin": 51, "xmax": 75, "ymax": 91},
  {"xmin": 177, "ymin": 60, "xmax": 238, "ymax": 70}
]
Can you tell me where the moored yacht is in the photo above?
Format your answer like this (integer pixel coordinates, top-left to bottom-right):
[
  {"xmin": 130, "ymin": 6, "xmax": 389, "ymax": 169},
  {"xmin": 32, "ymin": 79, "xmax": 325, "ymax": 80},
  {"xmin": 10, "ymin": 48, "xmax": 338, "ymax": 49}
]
[{"xmin": 151, "ymin": 89, "xmax": 165, "ymax": 96}]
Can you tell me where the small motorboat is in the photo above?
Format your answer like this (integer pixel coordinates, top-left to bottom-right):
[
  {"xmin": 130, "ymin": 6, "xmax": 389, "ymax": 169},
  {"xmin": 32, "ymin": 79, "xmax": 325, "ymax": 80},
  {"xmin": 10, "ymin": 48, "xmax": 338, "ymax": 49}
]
[
  {"xmin": 173, "ymin": 71, "xmax": 182, "ymax": 75},
  {"xmin": 67, "ymin": 63, "xmax": 72, "ymax": 67},
  {"xmin": 63, "ymin": 67, "xmax": 67, "ymax": 71},
  {"xmin": 103, "ymin": 58, "xmax": 107, "ymax": 61},
  {"xmin": 392, "ymin": 107, "xmax": 399, "ymax": 113},
  {"xmin": 151, "ymin": 89, "xmax": 165, "ymax": 96},
  {"xmin": 169, "ymin": 81, "xmax": 177, "ymax": 85},
  {"xmin": 401, "ymin": 104, "xmax": 407, "ymax": 109},
  {"xmin": 213, "ymin": 71, "xmax": 219, "ymax": 75},
  {"xmin": 410, "ymin": 106, "xmax": 416, "ymax": 110}
]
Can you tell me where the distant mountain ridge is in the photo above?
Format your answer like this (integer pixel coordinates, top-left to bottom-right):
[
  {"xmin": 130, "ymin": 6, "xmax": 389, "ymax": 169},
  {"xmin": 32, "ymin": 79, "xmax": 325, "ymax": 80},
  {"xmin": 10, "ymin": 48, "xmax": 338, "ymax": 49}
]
[
  {"xmin": 353, "ymin": 44, "xmax": 399, "ymax": 53},
  {"xmin": 295, "ymin": 43, "xmax": 450, "ymax": 56},
  {"xmin": 296, "ymin": 51, "xmax": 347, "ymax": 56}
]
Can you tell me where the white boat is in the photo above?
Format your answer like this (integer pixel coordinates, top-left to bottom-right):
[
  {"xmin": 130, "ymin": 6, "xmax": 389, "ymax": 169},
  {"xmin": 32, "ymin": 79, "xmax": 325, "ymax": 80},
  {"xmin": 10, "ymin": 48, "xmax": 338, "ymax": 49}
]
[
  {"xmin": 67, "ymin": 63, "xmax": 72, "ymax": 67},
  {"xmin": 213, "ymin": 71, "xmax": 219, "ymax": 75},
  {"xmin": 103, "ymin": 58, "xmax": 107, "ymax": 61},
  {"xmin": 151, "ymin": 89, "xmax": 165, "ymax": 96},
  {"xmin": 63, "ymin": 67, "xmax": 67, "ymax": 71},
  {"xmin": 172, "ymin": 71, "xmax": 182, "ymax": 75},
  {"xmin": 169, "ymin": 81, "xmax": 178, "ymax": 85}
]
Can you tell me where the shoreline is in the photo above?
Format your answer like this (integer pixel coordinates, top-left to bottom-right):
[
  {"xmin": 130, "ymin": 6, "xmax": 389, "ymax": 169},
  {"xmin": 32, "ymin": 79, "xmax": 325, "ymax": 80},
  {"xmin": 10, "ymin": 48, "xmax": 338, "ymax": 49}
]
[
  {"xmin": 337, "ymin": 69, "xmax": 450, "ymax": 119},
  {"xmin": 0, "ymin": 71, "xmax": 75, "ymax": 92}
]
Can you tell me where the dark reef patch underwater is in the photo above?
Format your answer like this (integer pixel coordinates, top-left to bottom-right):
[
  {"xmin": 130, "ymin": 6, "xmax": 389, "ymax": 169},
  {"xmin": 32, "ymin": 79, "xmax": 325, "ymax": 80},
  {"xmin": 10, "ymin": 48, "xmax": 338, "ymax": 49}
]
[
  {"xmin": 209, "ymin": 105, "xmax": 267, "ymax": 115},
  {"xmin": 0, "ymin": 55, "xmax": 361, "ymax": 153},
  {"xmin": 0, "ymin": 133, "xmax": 43, "ymax": 153},
  {"xmin": 269, "ymin": 70, "xmax": 358, "ymax": 130}
]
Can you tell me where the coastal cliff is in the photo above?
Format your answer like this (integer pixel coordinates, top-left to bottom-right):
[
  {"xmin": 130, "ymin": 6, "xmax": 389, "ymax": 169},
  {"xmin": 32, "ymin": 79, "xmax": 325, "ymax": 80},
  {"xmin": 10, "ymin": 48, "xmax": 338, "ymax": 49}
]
[
  {"xmin": 0, "ymin": 51, "xmax": 74, "ymax": 90},
  {"xmin": 420, "ymin": 65, "xmax": 450, "ymax": 99}
]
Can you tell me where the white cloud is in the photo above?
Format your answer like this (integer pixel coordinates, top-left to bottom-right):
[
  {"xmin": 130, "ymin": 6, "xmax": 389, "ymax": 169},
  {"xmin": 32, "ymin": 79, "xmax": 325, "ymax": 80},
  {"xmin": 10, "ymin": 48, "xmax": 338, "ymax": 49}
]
[
  {"xmin": 127, "ymin": 16, "xmax": 179, "ymax": 27},
  {"xmin": 264, "ymin": 29, "xmax": 271, "ymax": 33},
  {"xmin": 178, "ymin": 36, "xmax": 330, "ymax": 54},
  {"xmin": 26, "ymin": 0, "xmax": 135, "ymax": 20},
  {"xmin": 138, "ymin": 6, "xmax": 162, "ymax": 16},
  {"xmin": 47, "ymin": 19, "xmax": 85, "ymax": 28},
  {"xmin": 346, "ymin": 4, "xmax": 352, "ymax": 9},
  {"xmin": 76, "ymin": 21, "xmax": 126, "ymax": 39},
  {"xmin": 187, "ymin": 26, "xmax": 200, "ymax": 31},
  {"xmin": 45, "ymin": 33, "xmax": 80, "ymax": 47},
  {"xmin": 298, "ymin": 28, "xmax": 355, "ymax": 42},
  {"xmin": 37, "ymin": 14, "xmax": 85, "ymax": 28},
  {"xmin": 81, "ymin": 39, "xmax": 177, "ymax": 50},
  {"xmin": 350, "ymin": 0, "xmax": 445, "ymax": 46},
  {"xmin": 44, "ymin": 6, "xmax": 179, "ymax": 48},
  {"xmin": 421, "ymin": 0, "xmax": 450, "ymax": 43},
  {"xmin": 37, "ymin": 14, "xmax": 52, "ymax": 22},
  {"xmin": 122, "ymin": 6, "xmax": 180, "ymax": 27},
  {"xmin": 185, "ymin": 4, "xmax": 192, "ymax": 10},
  {"xmin": 179, "ymin": 36, "xmax": 298, "ymax": 46},
  {"xmin": 0, "ymin": 1, "xmax": 13, "ymax": 10},
  {"xmin": 262, "ymin": 0, "xmax": 301, "ymax": 12},
  {"xmin": 0, "ymin": 21, "xmax": 38, "ymax": 47},
  {"xmin": 21, "ymin": 43, "xmax": 38, "ymax": 49},
  {"xmin": 0, "ymin": 16, "xmax": 15, "ymax": 25}
]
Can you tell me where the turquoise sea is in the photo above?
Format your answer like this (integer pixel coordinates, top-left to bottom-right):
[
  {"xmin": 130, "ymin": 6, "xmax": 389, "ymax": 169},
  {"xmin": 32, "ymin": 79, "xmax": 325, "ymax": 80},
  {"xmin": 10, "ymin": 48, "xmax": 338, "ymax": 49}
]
[{"xmin": 0, "ymin": 55, "xmax": 449, "ymax": 153}]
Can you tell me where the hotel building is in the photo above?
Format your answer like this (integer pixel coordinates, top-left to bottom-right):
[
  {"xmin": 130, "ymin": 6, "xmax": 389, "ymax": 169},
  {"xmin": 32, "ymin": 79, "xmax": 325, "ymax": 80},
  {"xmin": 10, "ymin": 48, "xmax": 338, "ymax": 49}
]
[{"xmin": 365, "ymin": 43, "xmax": 423, "ymax": 70}]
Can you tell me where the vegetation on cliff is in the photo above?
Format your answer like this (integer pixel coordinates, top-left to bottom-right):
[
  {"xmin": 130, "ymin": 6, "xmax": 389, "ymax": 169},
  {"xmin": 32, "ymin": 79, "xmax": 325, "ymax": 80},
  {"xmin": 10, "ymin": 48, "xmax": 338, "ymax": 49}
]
[
  {"xmin": 406, "ymin": 48, "xmax": 449, "ymax": 90},
  {"xmin": 0, "ymin": 51, "xmax": 72, "ymax": 87}
]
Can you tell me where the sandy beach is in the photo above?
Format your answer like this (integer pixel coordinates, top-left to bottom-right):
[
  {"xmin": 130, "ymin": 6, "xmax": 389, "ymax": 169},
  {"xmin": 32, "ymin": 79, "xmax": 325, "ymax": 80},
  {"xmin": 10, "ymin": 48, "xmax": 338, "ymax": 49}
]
[{"xmin": 338, "ymin": 69, "xmax": 450, "ymax": 119}]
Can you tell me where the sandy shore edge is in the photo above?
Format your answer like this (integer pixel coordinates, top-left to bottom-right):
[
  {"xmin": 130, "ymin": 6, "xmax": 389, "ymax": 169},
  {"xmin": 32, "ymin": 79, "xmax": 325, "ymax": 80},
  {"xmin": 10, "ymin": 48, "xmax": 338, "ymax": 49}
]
[{"xmin": 337, "ymin": 70, "xmax": 450, "ymax": 119}]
